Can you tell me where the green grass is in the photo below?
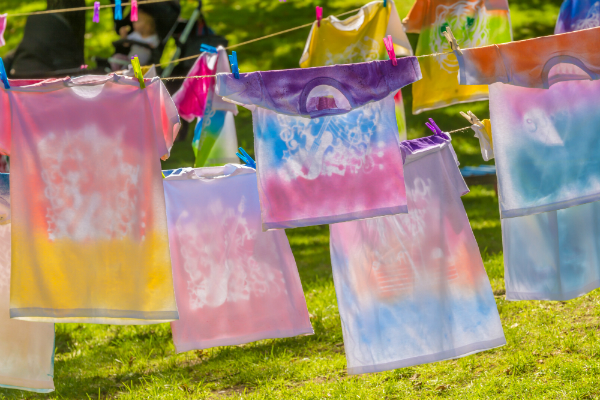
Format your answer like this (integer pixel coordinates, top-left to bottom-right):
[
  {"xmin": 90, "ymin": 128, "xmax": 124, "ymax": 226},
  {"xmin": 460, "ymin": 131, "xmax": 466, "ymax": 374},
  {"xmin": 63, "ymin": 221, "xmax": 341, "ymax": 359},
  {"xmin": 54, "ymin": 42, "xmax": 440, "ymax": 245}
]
[{"xmin": 3, "ymin": 0, "xmax": 600, "ymax": 399}]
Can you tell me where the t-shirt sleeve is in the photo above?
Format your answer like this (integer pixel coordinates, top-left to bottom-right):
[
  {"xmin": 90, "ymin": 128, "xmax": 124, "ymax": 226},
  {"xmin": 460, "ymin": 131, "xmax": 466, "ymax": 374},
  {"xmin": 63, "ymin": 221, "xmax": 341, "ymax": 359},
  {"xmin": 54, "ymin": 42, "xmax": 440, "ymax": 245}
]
[
  {"xmin": 485, "ymin": 0, "xmax": 510, "ymax": 11},
  {"xmin": 387, "ymin": 1, "xmax": 413, "ymax": 56},
  {"xmin": 442, "ymin": 144, "xmax": 470, "ymax": 197},
  {"xmin": 0, "ymin": 89, "xmax": 11, "ymax": 156},
  {"xmin": 456, "ymin": 45, "xmax": 508, "ymax": 86},
  {"xmin": 402, "ymin": 0, "xmax": 427, "ymax": 34},
  {"xmin": 215, "ymin": 72, "xmax": 265, "ymax": 112},
  {"xmin": 149, "ymin": 79, "xmax": 181, "ymax": 160}
]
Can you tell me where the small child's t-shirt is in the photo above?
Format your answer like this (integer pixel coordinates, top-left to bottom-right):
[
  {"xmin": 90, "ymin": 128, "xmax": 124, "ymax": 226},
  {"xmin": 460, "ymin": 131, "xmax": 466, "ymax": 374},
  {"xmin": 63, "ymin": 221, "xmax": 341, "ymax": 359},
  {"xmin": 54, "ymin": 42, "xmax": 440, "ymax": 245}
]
[
  {"xmin": 555, "ymin": 0, "xmax": 600, "ymax": 33},
  {"xmin": 329, "ymin": 134, "xmax": 505, "ymax": 375},
  {"xmin": 0, "ymin": 75, "xmax": 180, "ymax": 324},
  {"xmin": 403, "ymin": 0, "xmax": 512, "ymax": 114},
  {"xmin": 0, "ymin": 173, "xmax": 55, "ymax": 393},
  {"xmin": 164, "ymin": 165, "xmax": 313, "ymax": 351},
  {"xmin": 456, "ymin": 27, "xmax": 600, "ymax": 217},
  {"xmin": 216, "ymin": 58, "xmax": 422, "ymax": 230}
]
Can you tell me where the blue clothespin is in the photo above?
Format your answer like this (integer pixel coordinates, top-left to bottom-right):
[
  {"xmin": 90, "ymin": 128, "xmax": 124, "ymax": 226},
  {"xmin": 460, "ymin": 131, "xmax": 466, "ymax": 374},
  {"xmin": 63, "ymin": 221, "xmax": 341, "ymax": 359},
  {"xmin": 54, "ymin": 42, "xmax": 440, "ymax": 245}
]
[
  {"xmin": 0, "ymin": 58, "xmax": 9, "ymax": 90},
  {"xmin": 383, "ymin": 0, "xmax": 387, "ymax": 7},
  {"xmin": 115, "ymin": 0, "xmax": 122, "ymax": 20},
  {"xmin": 200, "ymin": 44, "xmax": 217, "ymax": 54},
  {"xmin": 228, "ymin": 51, "xmax": 240, "ymax": 79},
  {"xmin": 236, "ymin": 147, "xmax": 256, "ymax": 169}
]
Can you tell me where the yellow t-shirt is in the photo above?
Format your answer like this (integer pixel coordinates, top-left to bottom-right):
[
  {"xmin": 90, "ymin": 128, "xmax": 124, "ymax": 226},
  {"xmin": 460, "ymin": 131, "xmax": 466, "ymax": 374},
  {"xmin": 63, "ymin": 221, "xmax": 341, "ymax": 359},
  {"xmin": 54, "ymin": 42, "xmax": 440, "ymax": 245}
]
[{"xmin": 403, "ymin": 0, "xmax": 512, "ymax": 114}]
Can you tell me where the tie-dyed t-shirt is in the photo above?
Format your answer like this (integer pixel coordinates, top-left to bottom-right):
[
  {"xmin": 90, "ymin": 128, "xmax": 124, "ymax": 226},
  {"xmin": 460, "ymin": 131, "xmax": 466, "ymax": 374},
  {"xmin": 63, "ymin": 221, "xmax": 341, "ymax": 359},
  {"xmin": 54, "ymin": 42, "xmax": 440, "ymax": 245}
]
[
  {"xmin": 163, "ymin": 165, "xmax": 313, "ymax": 351},
  {"xmin": 0, "ymin": 174, "xmax": 55, "ymax": 393},
  {"xmin": 403, "ymin": 0, "xmax": 512, "ymax": 114},
  {"xmin": 555, "ymin": 0, "xmax": 600, "ymax": 33},
  {"xmin": 216, "ymin": 58, "xmax": 421, "ymax": 230},
  {"xmin": 329, "ymin": 134, "xmax": 505, "ymax": 375},
  {"xmin": 456, "ymin": 27, "xmax": 600, "ymax": 218},
  {"xmin": 300, "ymin": 0, "xmax": 411, "ymax": 140},
  {"xmin": 0, "ymin": 75, "xmax": 180, "ymax": 324}
]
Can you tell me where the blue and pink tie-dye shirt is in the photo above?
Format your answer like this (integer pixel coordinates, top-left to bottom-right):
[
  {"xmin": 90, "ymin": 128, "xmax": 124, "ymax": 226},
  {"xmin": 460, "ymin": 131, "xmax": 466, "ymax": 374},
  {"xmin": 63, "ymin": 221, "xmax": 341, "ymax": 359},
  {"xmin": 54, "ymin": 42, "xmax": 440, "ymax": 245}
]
[
  {"xmin": 555, "ymin": 0, "xmax": 600, "ymax": 33},
  {"xmin": 216, "ymin": 58, "xmax": 422, "ymax": 230}
]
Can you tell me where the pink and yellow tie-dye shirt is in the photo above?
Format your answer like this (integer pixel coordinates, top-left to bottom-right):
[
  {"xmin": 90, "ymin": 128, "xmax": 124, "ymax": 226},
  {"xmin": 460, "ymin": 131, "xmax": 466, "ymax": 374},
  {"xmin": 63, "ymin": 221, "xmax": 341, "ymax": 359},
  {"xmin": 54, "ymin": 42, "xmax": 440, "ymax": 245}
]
[
  {"xmin": 0, "ymin": 74, "xmax": 180, "ymax": 324},
  {"xmin": 216, "ymin": 58, "xmax": 421, "ymax": 230},
  {"xmin": 329, "ymin": 134, "xmax": 505, "ymax": 375},
  {"xmin": 163, "ymin": 165, "xmax": 313, "ymax": 351}
]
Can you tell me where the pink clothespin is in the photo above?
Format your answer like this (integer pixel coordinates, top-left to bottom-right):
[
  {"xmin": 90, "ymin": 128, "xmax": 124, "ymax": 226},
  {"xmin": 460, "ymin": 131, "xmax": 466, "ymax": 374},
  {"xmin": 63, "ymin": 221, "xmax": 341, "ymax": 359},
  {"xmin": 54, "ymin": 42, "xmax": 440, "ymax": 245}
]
[
  {"xmin": 93, "ymin": 1, "xmax": 100, "ymax": 23},
  {"xmin": 383, "ymin": 35, "xmax": 397, "ymax": 66},
  {"xmin": 316, "ymin": 6, "xmax": 323, "ymax": 28},
  {"xmin": 131, "ymin": 0, "xmax": 138, "ymax": 22}
]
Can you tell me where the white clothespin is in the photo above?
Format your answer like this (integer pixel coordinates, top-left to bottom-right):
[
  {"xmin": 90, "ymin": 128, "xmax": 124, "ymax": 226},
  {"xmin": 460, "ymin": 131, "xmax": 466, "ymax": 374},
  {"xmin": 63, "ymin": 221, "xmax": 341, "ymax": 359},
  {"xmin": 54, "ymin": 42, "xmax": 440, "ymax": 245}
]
[
  {"xmin": 443, "ymin": 26, "xmax": 462, "ymax": 55},
  {"xmin": 461, "ymin": 111, "xmax": 494, "ymax": 161}
]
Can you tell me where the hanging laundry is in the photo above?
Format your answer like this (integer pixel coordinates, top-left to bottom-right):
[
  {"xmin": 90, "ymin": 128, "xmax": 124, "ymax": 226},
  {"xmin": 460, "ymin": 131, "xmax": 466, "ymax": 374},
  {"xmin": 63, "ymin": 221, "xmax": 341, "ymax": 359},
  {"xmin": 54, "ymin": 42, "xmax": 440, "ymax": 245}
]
[
  {"xmin": 0, "ymin": 75, "xmax": 180, "ymax": 324},
  {"xmin": 172, "ymin": 46, "xmax": 239, "ymax": 167},
  {"xmin": 300, "ymin": 0, "xmax": 411, "ymax": 140},
  {"xmin": 216, "ymin": 58, "xmax": 421, "ymax": 230},
  {"xmin": 456, "ymin": 26, "xmax": 600, "ymax": 218},
  {"xmin": 0, "ymin": 173, "xmax": 55, "ymax": 393},
  {"xmin": 329, "ymin": 133, "xmax": 505, "ymax": 375},
  {"xmin": 0, "ymin": 13, "xmax": 6, "ymax": 47},
  {"xmin": 163, "ymin": 165, "xmax": 313, "ymax": 351},
  {"xmin": 555, "ymin": 0, "xmax": 600, "ymax": 33},
  {"xmin": 403, "ymin": 0, "xmax": 512, "ymax": 114},
  {"xmin": 469, "ymin": 113, "xmax": 600, "ymax": 301}
]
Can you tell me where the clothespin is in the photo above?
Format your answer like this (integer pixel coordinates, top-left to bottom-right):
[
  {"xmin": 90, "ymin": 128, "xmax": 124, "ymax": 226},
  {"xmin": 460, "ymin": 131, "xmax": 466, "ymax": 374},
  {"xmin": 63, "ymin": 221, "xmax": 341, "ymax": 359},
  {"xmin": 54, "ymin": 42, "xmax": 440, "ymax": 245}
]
[
  {"xmin": 459, "ymin": 110, "xmax": 480, "ymax": 125},
  {"xmin": 382, "ymin": 35, "xmax": 397, "ymax": 66},
  {"xmin": 115, "ymin": 0, "xmax": 122, "ymax": 20},
  {"xmin": 200, "ymin": 44, "xmax": 217, "ymax": 54},
  {"xmin": 425, "ymin": 118, "xmax": 444, "ymax": 136},
  {"xmin": 442, "ymin": 26, "xmax": 461, "ymax": 55},
  {"xmin": 236, "ymin": 147, "xmax": 256, "ymax": 169},
  {"xmin": 383, "ymin": 0, "xmax": 387, "ymax": 7},
  {"xmin": 316, "ymin": 6, "xmax": 323, "ymax": 28},
  {"xmin": 0, "ymin": 57, "xmax": 9, "ymax": 90},
  {"xmin": 131, "ymin": 56, "xmax": 145, "ymax": 89},
  {"xmin": 93, "ymin": 1, "xmax": 100, "ymax": 23},
  {"xmin": 228, "ymin": 51, "xmax": 239, "ymax": 79},
  {"xmin": 131, "ymin": 0, "xmax": 138, "ymax": 22}
]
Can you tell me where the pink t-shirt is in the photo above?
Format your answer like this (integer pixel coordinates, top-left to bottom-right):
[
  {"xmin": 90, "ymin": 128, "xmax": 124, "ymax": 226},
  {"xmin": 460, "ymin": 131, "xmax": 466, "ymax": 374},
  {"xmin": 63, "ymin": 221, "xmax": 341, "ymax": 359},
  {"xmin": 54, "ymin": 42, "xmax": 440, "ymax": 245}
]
[
  {"xmin": 164, "ymin": 165, "xmax": 313, "ymax": 351},
  {"xmin": 0, "ymin": 75, "xmax": 181, "ymax": 324}
]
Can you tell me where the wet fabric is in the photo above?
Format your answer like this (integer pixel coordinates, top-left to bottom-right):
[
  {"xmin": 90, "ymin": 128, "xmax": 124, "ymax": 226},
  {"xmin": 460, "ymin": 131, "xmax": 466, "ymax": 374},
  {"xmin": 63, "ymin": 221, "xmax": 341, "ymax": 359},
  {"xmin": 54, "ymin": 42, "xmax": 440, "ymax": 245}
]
[
  {"xmin": 300, "ymin": 0, "xmax": 410, "ymax": 140},
  {"xmin": 0, "ymin": 75, "xmax": 180, "ymax": 324},
  {"xmin": 216, "ymin": 58, "xmax": 421, "ymax": 230},
  {"xmin": 164, "ymin": 165, "xmax": 313, "ymax": 352},
  {"xmin": 0, "ymin": 173, "xmax": 55, "ymax": 393},
  {"xmin": 330, "ymin": 134, "xmax": 505, "ymax": 375},
  {"xmin": 457, "ymin": 29, "xmax": 600, "ymax": 217},
  {"xmin": 403, "ymin": 0, "xmax": 512, "ymax": 114},
  {"xmin": 555, "ymin": 0, "xmax": 600, "ymax": 33}
]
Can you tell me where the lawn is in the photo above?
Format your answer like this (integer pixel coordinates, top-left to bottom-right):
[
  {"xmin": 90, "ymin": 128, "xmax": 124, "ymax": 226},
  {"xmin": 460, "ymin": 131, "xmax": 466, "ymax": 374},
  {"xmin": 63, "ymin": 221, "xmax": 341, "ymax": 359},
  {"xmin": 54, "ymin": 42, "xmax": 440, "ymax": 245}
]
[{"xmin": 3, "ymin": 0, "xmax": 600, "ymax": 399}]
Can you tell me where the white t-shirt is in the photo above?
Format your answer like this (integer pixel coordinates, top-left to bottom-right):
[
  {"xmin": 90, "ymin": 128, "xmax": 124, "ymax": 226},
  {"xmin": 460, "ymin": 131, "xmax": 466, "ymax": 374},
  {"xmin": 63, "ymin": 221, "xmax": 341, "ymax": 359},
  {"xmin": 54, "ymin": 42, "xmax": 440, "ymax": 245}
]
[
  {"xmin": 163, "ymin": 165, "xmax": 313, "ymax": 352},
  {"xmin": 0, "ymin": 174, "xmax": 55, "ymax": 393},
  {"xmin": 329, "ymin": 135, "xmax": 505, "ymax": 375}
]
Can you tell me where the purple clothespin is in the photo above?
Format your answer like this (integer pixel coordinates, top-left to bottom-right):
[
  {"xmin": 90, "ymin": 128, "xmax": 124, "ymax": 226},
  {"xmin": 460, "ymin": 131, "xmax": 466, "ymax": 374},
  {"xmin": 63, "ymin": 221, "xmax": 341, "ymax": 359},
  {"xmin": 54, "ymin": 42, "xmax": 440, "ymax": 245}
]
[
  {"xmin": 316, "ymin": 6, "xmax": 323, "ymax": 27},
  {"xmin": 425, "ymin": 118, "xmax": 444, "ymax": 136},
  {"xmin": 383, "ymin": 35, "xmax": 397, "ymax": 66},
  {"xmin": 131, "ymin": 0, "xmax": 138, "ymax": 22},
  {"xmin": 93, "ymin": 1, "xmax": 100, "ymax": 23}
]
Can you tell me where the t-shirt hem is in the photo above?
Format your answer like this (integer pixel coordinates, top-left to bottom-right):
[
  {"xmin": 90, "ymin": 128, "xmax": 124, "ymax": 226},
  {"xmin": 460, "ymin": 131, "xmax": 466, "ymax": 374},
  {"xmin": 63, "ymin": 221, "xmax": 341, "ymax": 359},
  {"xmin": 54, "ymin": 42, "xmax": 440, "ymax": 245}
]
[
  {"xmin": 174, "ymin": 326, "xmax": 314, "ymax": 353},
  {"xmin": 412, "ymin": 94, "xmax": 490, "ymax": 115},
  {"xmin": 0, "ymin": 379, "xmax": 54, "ymax": 393},
  {"xmin": 500, "ymin": 191, "xmax": 600, "ymax": 219},
  {"xmin": 262, "ymin": 205, "xmax": 409, "ymax": 231},
  {"xmin": 346, "ymin": 336, "xmax": 506, "ymax": 375},
  {"xmin": 10, "ymin": 308, "xmax": 179, "ymax": 325},
  {"xmin": 506, "ymin": 278, "xmax": 600, "ymax": 301}
]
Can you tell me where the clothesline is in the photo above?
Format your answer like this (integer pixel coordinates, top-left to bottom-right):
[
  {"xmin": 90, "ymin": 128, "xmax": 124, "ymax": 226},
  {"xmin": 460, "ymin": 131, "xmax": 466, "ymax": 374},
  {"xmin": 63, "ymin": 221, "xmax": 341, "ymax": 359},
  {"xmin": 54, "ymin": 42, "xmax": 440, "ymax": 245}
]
[{"xmin": 4, "ymin": 0, "xmax": 171, "ymax": 17}]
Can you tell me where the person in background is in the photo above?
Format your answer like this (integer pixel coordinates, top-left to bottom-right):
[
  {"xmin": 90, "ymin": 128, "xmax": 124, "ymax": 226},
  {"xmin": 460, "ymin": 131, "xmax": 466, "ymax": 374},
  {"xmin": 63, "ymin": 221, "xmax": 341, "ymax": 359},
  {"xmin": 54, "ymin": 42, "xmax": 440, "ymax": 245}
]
[
  {"xmin": 110, "ymin": 9, "xmax": 159, "ymax": 70},
  {"xmin": 5, "ymin": 0, "xmax": 85, "ymax": 78}
]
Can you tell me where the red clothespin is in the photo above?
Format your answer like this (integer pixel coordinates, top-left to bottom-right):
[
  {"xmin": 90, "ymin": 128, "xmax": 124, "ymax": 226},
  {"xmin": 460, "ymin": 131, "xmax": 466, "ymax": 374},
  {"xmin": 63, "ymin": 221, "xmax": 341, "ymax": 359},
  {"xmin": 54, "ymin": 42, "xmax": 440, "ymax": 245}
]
[
  {"xmin": 316, "ymin": 6, "xmax": 323, "ymax": 27},
  {"xmin": 93, "ymin": 1, "xmax": 100, "ymax": 23},
  {"xmin": 383, "ymin": 35, "xmax": 397, "ymax": 66},
  {"xmin": 131, "ymin": 0, "xmax": 138, "ymax": 22}
]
